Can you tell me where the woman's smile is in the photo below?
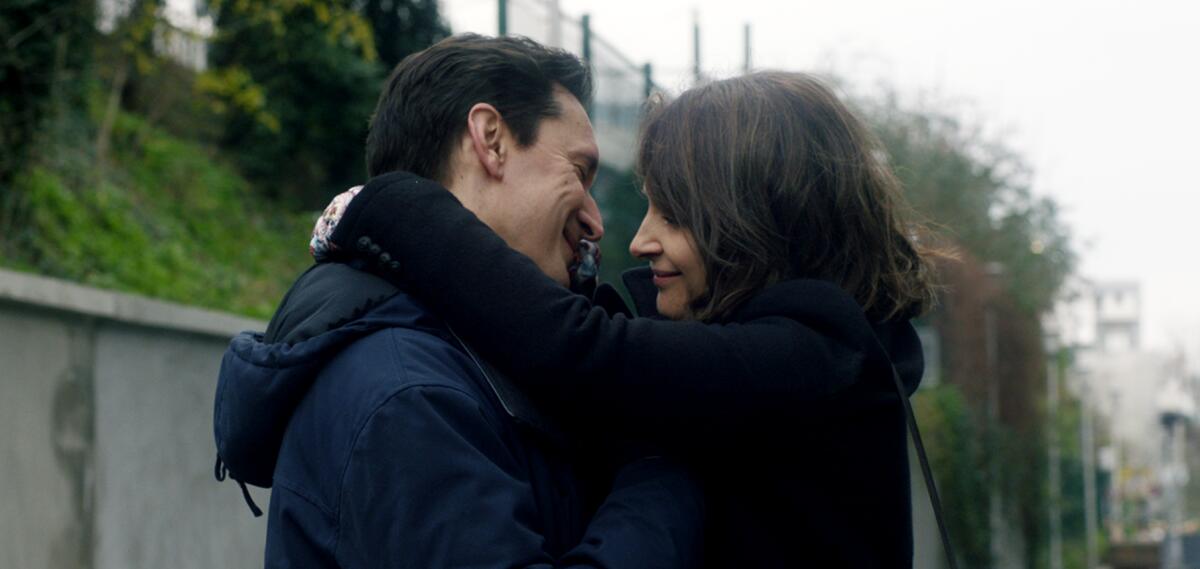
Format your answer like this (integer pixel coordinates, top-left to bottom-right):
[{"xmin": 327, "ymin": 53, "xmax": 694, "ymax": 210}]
[{"xmin": 651, "ymin": 268, "xmax": 682, "ymax": 287}]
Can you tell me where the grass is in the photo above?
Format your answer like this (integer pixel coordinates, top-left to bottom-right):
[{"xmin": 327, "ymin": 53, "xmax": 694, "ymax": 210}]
[{"xmin": 2, "ymin": 112, "xmax": 315, "ymax": 319}]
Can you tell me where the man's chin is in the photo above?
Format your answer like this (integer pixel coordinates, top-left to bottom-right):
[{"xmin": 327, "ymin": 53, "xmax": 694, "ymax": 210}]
[
  {"xmin": 554, "ymin": 269, "xmax": 571, "ymax": 288},
  {"xmin": 538, "ymin": 262, "xmax": 571, "ymax": 288}
]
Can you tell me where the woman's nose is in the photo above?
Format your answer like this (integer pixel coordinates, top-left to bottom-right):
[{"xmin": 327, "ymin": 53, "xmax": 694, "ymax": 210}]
[{"xmin": 629, "ymin": 223, "xmax": 661, "ymax": 259}]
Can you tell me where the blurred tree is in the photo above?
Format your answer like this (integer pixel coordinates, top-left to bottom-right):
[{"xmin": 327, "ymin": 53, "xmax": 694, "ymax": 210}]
[
  {"xmin": 94, "ymin": 0, "xmax": 165, "ymax": 166},
  {"xmin": 0, "ymin": 0, "xmax": 95, "ymax": 186},
  {"xmin": 0, "ymin": 0, "xmax": 95, "ymax": 261},
  {"xmin": 914, "ymin": 384, "xmax": 993, "ymax": 567},
  {"xmin": 861, "ymin": 93, "xmax": 1075, "ymax": 315},
  {"xmin": 593, "ymin": 166, "xmax": 645, "ymax": 287},
  {"xmin": 202, "ymin": 0, "xmax": 448, "ymax": 208},
  {"xmin": 203, "ymin": 0, "xmax": 380, "ymax": 207},
  {"xmin": 357, "ymin": 0, "xmax": 448, "ymax": 69},
  {"xmin": 856, "ymin": 93, "xmax": 1078, "ymax": 568}
]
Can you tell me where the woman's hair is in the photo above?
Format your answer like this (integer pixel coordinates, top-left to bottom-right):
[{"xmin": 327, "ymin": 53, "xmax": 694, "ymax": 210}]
[{"xmin": 635, "ymin": 71, "xmax": 937, "ymax": 322}]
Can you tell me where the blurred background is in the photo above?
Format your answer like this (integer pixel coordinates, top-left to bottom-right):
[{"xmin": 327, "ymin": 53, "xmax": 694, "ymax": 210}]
[{"xmin": 1, "ymin": 0, "xmax": 1197, "ymax": 567}]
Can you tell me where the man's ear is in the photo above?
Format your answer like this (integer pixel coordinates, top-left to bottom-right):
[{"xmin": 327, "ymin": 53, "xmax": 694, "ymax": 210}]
[{"xmin": 466, "ymin": 102, "xmax": 506, "ymax": 180}]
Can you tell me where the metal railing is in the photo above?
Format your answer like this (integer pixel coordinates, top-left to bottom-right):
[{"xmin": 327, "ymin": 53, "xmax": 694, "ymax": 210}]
[{"xmin": 500, "ymin": 0, "xmax": 656, "ymax": 171}]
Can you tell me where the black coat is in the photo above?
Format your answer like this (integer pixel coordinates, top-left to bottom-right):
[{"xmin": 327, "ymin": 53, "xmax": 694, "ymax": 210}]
[
  {"xmin": 329, "ymin": 172, "xmax": 926, "ymax": 568},
  {"xmin": 213, "ymin": 263, "xmax": 706, "ymax": 568}
]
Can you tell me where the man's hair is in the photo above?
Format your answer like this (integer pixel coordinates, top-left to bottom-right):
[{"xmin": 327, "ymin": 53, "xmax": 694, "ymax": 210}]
[
  {"xmin": 365, "ymin": 34, "xmax": 593, "ymax": 182},
  {"xmin": 636, "ymin": 71, "xmax": 938, "ymax": 322}
]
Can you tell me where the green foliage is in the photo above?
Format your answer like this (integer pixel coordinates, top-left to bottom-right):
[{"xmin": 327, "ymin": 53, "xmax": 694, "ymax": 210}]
[
  {"xmin": 358, "ymin": 0, "xmax": 449, "ymax": 69},
  {"xmin": 860, "ymin": 94, "xmax": 1075, "ymax": 314},
  {"xmin": 0, "ymin": 0, "xmax": 96, "ymax": 184},
  {"xmin": 2, "ymin": 0, "xmax": 452, "ymax": 318},
  {"xmin": 4, "ymin": 113, "xmax": 313, "ymax": 318},
  {"xmin": 914, "ymin": 385, "xmax": 993, "ymax": 566},
  {"xmin": 855, "ymin": 92, "xmax": 1083, "ymax": 567},
  {"xmin": 108, "ymin": 0, "xmax": 162, "ymax": 75},
  {"xmin": 1051, "ymin": 376, "xmax": 1106, "ymax": 565},
  {"xmin": 1001, "ymin": 417, "xmax": 1051, "ymax": 569},
  {"xmin": 202, "ymin": 0, "xmax": 448, "ymax": 208},
  {"xmin": 593, "ymin": 166, "xmax": 646, "ymax": 286},
  {"xmin": 203, "ymin": 0, "xmax": 384, "ymax": 207}
]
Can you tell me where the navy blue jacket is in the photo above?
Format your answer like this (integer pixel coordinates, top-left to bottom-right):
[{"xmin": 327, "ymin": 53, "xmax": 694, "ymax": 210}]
[
  {"xmin": 213, "ymin": 263, "xmax": 704, "ymax": 568},
  {"xmin": 326, "ymin": 172, "xmax": 928, "ymax": 568}
]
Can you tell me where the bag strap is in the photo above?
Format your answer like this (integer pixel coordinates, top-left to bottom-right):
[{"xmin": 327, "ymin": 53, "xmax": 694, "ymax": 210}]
[{"xmin": 889, "ymin": 363, "xmax": 959, "ymax": 569}]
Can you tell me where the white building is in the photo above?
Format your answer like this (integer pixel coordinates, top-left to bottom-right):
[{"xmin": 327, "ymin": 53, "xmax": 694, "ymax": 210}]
[
  {"xmin": 1047, "ymin": 276, "xmax": 1195, "ymax": 544},
  {"xmin": 97, "ymin": 0, "xmax": 213, "ymax": 71},
  {"xmin": 1048, "ymin": 278, "xmax": 1179, "ymax": 462}
]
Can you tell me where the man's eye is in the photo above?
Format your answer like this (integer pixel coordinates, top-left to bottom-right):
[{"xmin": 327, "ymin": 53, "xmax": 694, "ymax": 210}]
[
  {"xmin": 575, "ymin": 166, "xmax": 586, "ymax": 182},
  {"xmin": 662, "ymin": 215, "xmax": 677, "ymax": 226}
]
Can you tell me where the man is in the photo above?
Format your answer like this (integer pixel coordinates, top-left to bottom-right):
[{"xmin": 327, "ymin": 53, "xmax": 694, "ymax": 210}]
[{"xmin": 213, "ymin": 35, "xmax": 703, "ymax": 568}]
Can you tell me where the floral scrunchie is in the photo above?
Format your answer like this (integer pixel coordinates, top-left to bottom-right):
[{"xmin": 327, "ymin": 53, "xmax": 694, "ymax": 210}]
[{"xmin": 309, "ymin": 185, "xmax": 362, "ymax": 262}]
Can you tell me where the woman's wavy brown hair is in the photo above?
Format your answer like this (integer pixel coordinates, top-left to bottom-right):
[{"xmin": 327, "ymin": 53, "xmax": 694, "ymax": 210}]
[{"xmin": 635, "ymin": 71, "xmax": 937, "ymax": 322}]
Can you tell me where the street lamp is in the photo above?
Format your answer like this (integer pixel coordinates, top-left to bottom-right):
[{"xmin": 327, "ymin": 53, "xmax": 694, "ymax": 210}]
[{"xmin": 1157, "ymin": 375, "xmax": 1195, "ymax": 569}]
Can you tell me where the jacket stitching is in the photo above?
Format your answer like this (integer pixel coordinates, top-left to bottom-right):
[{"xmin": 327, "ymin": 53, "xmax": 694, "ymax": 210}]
[
  {"xmin": 272, "ymin": 476, "xmax": 336, "ymax": 524},
  {"xmin": 331, "ymin": 328, "xmax": 491, "ymax": 561}
]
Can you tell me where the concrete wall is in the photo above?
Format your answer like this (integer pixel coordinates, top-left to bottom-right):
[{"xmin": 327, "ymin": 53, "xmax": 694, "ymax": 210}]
[
  {"xmin": 0, "ymin": 268, "xmax": 269, "ymax": 569},
  {"xmin": 1, "ymin": 266, "xmax": 952, "ymax": 567},
  {"xmin": 911, "ymin": 441, "xmax": 946, "ymax": 569}
]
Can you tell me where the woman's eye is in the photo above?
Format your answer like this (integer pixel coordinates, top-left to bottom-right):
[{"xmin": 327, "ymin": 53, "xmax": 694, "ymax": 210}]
[{"xmin": 662, "ymin": 215, "xmax": 677, "ymax": 226}]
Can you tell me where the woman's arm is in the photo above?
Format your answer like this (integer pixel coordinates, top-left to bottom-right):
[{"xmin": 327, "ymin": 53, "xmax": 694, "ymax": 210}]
[{"xmin": 329, "ymin": 172, "xmax": 888, "ymax": 432}]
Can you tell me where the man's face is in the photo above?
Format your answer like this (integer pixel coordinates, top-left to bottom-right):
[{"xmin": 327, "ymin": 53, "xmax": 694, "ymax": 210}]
[{"xmin": 481, "ymin": 88, "xmax": 604, "ymax": 286}]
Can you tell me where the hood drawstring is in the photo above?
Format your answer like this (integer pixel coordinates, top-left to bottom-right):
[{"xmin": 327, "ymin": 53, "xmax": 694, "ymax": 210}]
[{"xmin": 214, "ymin": 455, "xmax": 264, "ymax": 517}]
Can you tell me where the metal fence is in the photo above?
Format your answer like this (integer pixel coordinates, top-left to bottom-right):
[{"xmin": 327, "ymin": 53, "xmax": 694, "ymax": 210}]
[{"xmin": 501, "ymin": 0, "xmax": 655, "ymax": 171}]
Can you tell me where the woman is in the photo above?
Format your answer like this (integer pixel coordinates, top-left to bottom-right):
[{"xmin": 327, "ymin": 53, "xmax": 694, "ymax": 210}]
[{"xmin": 324, "ymin": 71, "xmax": 938, "ymax": 567}]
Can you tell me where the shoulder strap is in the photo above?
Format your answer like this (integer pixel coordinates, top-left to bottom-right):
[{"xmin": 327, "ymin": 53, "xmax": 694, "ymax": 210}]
[{"xmin": 889, "ymin": 363, "xmax": 959, "ymax": 569}]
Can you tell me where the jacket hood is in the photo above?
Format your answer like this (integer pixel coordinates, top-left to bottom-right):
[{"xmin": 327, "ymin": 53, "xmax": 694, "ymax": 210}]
[
  {"xmin": 622, "ymin": 265, "xmax": 924, "ymax": 396},
  {"xmin": 213, "ymin": 263, "xmax": 438, "ymax": 488}
]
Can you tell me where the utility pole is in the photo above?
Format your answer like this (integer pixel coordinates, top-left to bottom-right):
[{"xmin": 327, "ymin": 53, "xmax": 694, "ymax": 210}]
[
  {"xmin": 1165, "ymin": 416, "xmax": 1187, "ymax": 569},
  {"xmin": 498, "ymin": 0, "xmax": 508, "ymax": 36},
  {"xmin": 984, "ymin": 262, "xmax": 1005, "ymax": 568},
  {"xmin": 1047, "ymin": 348, "xmax": 1064, "ymax": 569},
  {"xmin": 985, "ymin": 304, "xmax": 1005, "ymax": 567},
  {"xmin": 1080, "ymin": 373, "xmax": 1100, "ymax": 569},
  {"xmin": 581, "ymin": 14, "xmax": 591, "ymax": 64},
  {"xmin": 581, "ymin": 14, "xmax": 592, "ymax": 117},
  {"xmin": 546, "ymin": 0, "xmax": 562, "ymax": 48},
  {"xmin": 1158, "ymin": 369, "xmax": 1195, "ymax": 569},
  {"xmin": 692, "ymin": 10, "xmax": 702, "ymax": 86},
  {"xmin": 742, "ymin": 22, "xmax": 752, "ymax": 74},
  {"xmin": 642, "ymin": 62, "xmax": 654, "ymax": 101}
]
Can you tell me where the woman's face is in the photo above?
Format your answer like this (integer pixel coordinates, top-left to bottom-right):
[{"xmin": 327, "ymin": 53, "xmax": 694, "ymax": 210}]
[{"xmin": 629, "ymin": 200, "xmax": 708, "ymax": 320}]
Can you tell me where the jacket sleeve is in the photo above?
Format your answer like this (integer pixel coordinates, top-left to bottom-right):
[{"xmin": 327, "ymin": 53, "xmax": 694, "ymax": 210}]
[
  {"xmin": 329, "ymin": 173, "xmax": 883, "ymax": 435},
  {"xmin": 337, "ymin": 384, "xmax": 704, "ymax": 568}
]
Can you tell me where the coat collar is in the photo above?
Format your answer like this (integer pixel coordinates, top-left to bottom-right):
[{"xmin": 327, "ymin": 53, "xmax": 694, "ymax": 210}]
[
  {"xmin": 621, "ymin": 266, "xmax": 662, "ymax": 318},
  {"xmin": 444, "ymin": 328, "xmax": 567, "ymax": 445},
  {"xmin": 285, "ymin": 262, "xmax": 568, "ymax": 442}
]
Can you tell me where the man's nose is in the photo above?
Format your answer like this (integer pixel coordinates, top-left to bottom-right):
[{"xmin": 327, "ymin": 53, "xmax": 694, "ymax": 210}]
[{"xmin": 578, "ymin": 194, "xmax": 604, "ymax": 241}]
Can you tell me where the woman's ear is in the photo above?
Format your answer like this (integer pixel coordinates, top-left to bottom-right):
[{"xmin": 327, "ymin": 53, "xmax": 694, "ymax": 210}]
[{"xmin": 466, "ymin": 102, "xmax": 506, "ymax": 180}]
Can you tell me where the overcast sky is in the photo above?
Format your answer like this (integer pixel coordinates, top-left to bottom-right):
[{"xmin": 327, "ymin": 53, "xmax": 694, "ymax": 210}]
[{"xmin": 444, "ymin": 0, "xmax": 1200, "ymax": 359}]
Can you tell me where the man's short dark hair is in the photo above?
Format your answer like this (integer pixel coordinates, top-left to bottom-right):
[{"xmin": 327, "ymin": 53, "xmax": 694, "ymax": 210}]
[{"xmin": 365, "ymin": 34, "xmax": 593, "ymax": 181}]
